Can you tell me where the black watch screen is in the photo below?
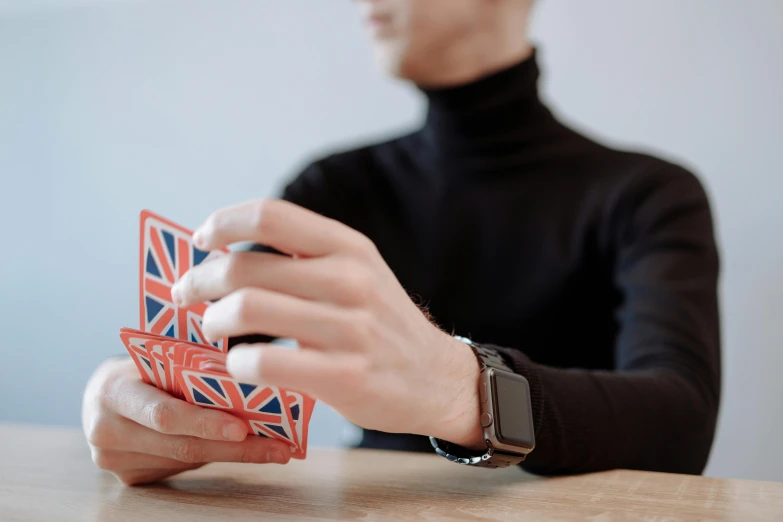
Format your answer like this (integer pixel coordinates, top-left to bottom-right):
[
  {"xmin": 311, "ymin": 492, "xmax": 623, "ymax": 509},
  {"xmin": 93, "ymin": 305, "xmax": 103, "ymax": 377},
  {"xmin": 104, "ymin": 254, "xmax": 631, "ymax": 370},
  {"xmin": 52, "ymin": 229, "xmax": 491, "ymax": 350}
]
[{"xmin": 492, "ymin": 371, "xmax": 535, "ymax": 449}]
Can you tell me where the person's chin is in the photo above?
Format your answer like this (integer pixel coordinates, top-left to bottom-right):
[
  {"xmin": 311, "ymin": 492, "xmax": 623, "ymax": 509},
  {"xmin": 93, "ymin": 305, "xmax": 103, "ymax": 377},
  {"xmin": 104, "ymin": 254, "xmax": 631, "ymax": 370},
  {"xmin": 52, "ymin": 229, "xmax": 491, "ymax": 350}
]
[{"xmin": 372, "ymin": 42, "xmax": 416, "ymax": 81}]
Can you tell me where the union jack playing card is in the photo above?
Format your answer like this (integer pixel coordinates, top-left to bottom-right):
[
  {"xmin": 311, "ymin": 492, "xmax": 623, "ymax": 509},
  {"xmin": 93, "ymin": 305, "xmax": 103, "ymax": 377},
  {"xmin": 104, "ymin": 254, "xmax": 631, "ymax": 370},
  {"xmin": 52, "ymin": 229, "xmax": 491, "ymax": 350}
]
[
  {"xmin": 285, "ymin": 390, "xmax": 315, "ymax": 459},
  {"xmin": 119, "ymin": 211, "xmax": 315, "ymax": 458},
  {"xmin": 140, "ymin": 210, "xmax": 228, "ymax": 350},
  {"xmin": 175, "ymin": 366, "xmax": 300, "ymax": 450}
]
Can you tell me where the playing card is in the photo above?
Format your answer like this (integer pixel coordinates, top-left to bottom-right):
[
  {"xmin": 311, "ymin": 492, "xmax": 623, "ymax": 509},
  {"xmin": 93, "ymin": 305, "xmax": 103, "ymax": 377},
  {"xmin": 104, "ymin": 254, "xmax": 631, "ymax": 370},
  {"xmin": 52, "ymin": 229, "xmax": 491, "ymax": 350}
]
[
  {"xmin": 139, "ymin": 210, "xmax": 228, "ymax": 351},
  {"xmin": 119, "ymin": 332, "xmax": 315, "ymax": 457},
  {"xmin": 170, "ymin": 343, "xmax": 223, "ymax": 368},
  {"xmin": 119, "ymin": 330, "xmax": 161, "ymax": 386},
  {"xmin": 120, "ymin": 328, "xmax": 213, "ymax": 396},
  {"xmin": 284, "ymin": 391, "xmax": 315, "ymax": 459},
  {"xmin": 190, "ymin": 353, "xmax": 227, "ymax": 373},
  {"xmin": 166, "ymin": 342, "xmax": 221, "ymax": 396},
  {"xmin": 120, "ymin": 327, "xmax": 177, "ymax": 347},
  {"xmin": 149, "ymin": 351, "xmax": 172, "ymax": 393},
  {"xmin": 198, "ymin": 359, "xmax": 227, "ymax": 372},
  {"xmin": 122, "ymin": 210, "xmax": 317, "ymax": 459},
  {"xmin": 123, "ymin": 328, "xmax": 221, "ymax": 359},
  {"xmin": 184, "ymin": 346, "xmax": 225, "ymax": 369},
  {"xmin": 122, "ymin": 342, "xmax": 157, "ymax": 386},
  {"xmin": 174, "ymin": 366, "xmax": 299, "ymax": 450},
  {"xmin": 155, "ymin": 340, "xmax": 183, "ymax": 398}
]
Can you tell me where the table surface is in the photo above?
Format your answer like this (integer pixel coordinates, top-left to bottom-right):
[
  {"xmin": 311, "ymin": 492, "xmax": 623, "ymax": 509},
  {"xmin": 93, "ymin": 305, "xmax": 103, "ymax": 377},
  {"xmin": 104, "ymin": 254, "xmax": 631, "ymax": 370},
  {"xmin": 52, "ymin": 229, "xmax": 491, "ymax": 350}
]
[{"xmin": 2, "ymin": 425, "xmax": 782, "ymax": 521}]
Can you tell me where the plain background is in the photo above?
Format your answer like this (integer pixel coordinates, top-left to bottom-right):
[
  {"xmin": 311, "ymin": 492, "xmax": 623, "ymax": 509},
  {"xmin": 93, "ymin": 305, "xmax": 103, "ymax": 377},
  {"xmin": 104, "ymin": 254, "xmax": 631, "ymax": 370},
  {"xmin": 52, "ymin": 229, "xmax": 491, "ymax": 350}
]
[{"xmin": 0, "ymin": 0, "xmax": 781, "ymax": 482}]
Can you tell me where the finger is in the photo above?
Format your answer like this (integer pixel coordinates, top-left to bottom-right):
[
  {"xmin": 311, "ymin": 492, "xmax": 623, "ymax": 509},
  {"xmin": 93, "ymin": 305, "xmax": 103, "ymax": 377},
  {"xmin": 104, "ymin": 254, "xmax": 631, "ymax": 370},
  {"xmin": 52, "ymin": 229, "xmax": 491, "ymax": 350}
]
[
  {"xmin": 116, "ymin": 467, "xmax": 201, "ymax": 486},
  {"xmin": 104, "ymin": 378, "xmax": 248, "ymax": 442},
  {"xmin": 171, "ymin": 251, "xmax": 289, "ymax": 308},
  {"xmin": 93, "ymin": 449, "xmax": 199, "ymax": 473},
  {"xmin": 201, "ymin": 287, "xmax": 349, "ymax": 349},
  {"xmin": 227, "ymin": 344, "xmax": 364, "ymax": 406},
  {"xmin": 172, "ymin": 252, "xmax": 372, "ymax": 309},
  {"xmin": 111, "ymin": 416, "xmax": 292, "ymax": 464},
  {"xmin": 193, "ymin": 199, "xmax": 370, "ymax": 258}
]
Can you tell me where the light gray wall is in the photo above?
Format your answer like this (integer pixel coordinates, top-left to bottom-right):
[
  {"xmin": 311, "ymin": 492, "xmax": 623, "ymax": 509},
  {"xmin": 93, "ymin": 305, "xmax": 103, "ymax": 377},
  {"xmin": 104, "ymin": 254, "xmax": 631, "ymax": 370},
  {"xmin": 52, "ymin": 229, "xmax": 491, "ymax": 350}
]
[
  {"xmin": 529, "ymin": 1, "xmax": 783, "ymax": 482},
  {"xmin": 1, "ymin": 0, "xmax": 781, "ymax": 481}
]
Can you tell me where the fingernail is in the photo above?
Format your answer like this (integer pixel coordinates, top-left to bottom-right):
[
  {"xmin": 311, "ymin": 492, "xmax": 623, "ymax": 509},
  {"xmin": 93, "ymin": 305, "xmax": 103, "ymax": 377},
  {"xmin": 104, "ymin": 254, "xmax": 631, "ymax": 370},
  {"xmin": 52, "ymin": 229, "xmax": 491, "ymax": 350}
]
[
  {"xmin": 170, "ymin": 283, "xmax": 182, "ymax": 307},
  {"xmin": 222, "ymin": 424, "xmax": 245, "ymax": 442},
  {"xmin": 193, "ymin": 230, "xmax": 206, "ymax": 250},
  {"xmin": 267, "ymin": 449, "xmax": 286, "ymax": 464}
]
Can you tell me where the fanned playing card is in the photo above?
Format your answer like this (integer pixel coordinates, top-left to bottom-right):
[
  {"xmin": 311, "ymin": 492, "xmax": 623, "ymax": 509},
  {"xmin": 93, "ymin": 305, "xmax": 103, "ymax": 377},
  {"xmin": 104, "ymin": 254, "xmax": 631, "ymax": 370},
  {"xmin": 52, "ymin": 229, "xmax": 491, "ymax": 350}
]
[
  {"xmin": 121, "ymin": 211, "xmax": 316, "ymax": 458},
  {"xmin": 119, "ymin": 329, "xmax": 163, "ymax": 386},
  {"xmin": 149, "ymin": 351, "xmax": 172, "ymax": 393},
  {"xmin": 125, "ymin": 343, "xmax": 157, "ymax": 386},
  {"xmin": 139, "ymin": 210, "xmax": 228, "ymax": 350},
  {"xmin": 174, "ymin": 366, "xmax": 299, "ymax": 450},
  {"xmin": 285, "ymin": 390, "xmax": 315, "ymax": 459}
]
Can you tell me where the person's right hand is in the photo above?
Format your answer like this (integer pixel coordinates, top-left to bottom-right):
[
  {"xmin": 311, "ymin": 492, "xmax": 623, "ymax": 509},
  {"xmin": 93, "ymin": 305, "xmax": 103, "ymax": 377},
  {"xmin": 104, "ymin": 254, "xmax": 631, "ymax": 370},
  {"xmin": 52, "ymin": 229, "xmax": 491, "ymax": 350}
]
[{"xmin": 82, "ymin": 356, "xmax": 291, "ymax": 486}]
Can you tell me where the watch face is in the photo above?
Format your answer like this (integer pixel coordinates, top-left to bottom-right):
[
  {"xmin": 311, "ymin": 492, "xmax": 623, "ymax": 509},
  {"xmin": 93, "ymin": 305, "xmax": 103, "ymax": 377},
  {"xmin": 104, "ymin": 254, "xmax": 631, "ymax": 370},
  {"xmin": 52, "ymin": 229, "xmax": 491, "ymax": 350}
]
[{"xmin": 491, "ymin": 371, "xmax": 535, "ymax": 449}]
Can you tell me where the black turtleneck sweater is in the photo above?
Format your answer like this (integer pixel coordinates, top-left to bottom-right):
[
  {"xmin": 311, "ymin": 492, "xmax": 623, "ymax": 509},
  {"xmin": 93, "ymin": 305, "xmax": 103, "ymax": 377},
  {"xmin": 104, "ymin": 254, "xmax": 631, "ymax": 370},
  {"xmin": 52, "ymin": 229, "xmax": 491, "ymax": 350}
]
[{"xmin": 271, "ymin": 55, "xmax": 721, "ymax": 475}]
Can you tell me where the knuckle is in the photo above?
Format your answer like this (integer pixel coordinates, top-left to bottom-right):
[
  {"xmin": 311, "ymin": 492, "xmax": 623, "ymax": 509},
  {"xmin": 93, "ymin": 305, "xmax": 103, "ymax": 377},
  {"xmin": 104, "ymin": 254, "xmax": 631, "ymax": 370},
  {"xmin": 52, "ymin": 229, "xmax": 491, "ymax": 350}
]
[
  {"xmin": 351, "ymin": 233, "xmax": 379, "ymax": 260},
  {"xmin": 222, "ymin": 253, "xmax": 246, "ymax": 289},
  {"xmin": 90, "ymin": 368, "xmax": 118, "ymax": 409},
  {"xmin": 232, "ymin": 289, "xmax": 258, "ymax": 326},
  {"xmin": 90, "ymin": 390, "xmax": 110, "ymax": 419},
  {"xmin": 91, "ymin": 449, "xmax": 118, "ymax": 471},
  {"xmin": 240, "ymin": 446, "xmax": 261, "ymax": 464},
  {"xmin": 91, "ymin": 371, "xmax": 112, "ymax": 397},
  {"xmin": 193, "ymin": 410, "xmax": 216, "ymax": 439},
  {"xmin": 251, "ymin": 200, "xmax": 272, "ymax": 235},
  {"xmin": 327, "ymin": 262, "xmax": 373, "ymax": 306},
  {"xmin": 347, "ymin": 266, "xmax": 375, "ymax": 304},
  {"xmin": 85, "ymin": 414, "xmax": 115, "ymax": 448},
  {"xmin": 172, "ymin": 438, "xmax": 204, "ymax": 464},
  {"xmin": 338, "ymin": 354, "xmax": 371, "ymax": 387},
  {"xmin": 147, "ymin": 401, "xmax": 174, "ymax": 434},
  {"xmin": 339, "ymin": 309, "xmax": 377, "ymax": 348},
  {"xmin": 356, "ymin": 309, "xmax": 378, "ymax": 339}
]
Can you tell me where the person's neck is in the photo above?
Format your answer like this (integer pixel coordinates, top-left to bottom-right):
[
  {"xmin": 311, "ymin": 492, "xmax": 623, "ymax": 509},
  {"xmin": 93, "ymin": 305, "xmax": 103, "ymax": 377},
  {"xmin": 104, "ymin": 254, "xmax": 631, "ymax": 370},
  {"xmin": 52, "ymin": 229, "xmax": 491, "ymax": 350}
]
[
  {"xmin": 409, "ymin": 24, "xmax": 534, "ymax": 89},
  {"xmin": 416, "ymin": 49, "xmax": 557, "ymax": 176}
]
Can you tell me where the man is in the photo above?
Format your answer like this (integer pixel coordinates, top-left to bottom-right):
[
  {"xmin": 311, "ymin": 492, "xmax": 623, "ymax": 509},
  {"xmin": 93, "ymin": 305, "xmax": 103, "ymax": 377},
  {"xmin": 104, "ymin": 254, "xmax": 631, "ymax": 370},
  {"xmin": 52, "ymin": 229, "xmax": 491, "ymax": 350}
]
[{"xmin": 82, "ymin": 0, "xmax": 720, "ymax": 485}]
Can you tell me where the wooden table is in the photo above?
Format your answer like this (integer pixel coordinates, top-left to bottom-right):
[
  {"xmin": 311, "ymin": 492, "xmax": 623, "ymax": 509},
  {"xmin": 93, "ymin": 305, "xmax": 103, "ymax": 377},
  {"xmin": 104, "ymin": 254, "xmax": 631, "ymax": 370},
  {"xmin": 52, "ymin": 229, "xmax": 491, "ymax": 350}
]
[{"xmin": 2, "ymin": 425, "xmax": 782, "ymax": 521}]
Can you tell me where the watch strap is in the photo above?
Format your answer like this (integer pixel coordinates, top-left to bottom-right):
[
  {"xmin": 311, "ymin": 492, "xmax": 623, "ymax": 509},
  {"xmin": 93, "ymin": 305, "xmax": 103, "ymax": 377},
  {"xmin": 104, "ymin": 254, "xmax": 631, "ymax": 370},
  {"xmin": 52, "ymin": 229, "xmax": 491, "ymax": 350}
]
[
  {"xmin": 457, "ymin": 336, "xmax": 512, "ymax": 373},
  {"xmin": 429, "ymin": 437, "xmax": 525, "ymax": 468},
  {"xmin": 429, "ymin": 336, "xmax": 526, "ymax": 468}
]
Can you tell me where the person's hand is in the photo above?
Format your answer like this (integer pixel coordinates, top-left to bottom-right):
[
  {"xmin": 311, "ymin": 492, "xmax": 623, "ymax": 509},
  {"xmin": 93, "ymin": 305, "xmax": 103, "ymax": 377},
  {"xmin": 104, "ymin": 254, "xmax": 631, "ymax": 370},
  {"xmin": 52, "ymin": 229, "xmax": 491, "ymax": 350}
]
[
  {"xmin": 171, "ymin": 200, "xmax": 484, "ymax": 449},
  {"xmin": 82, "ymin": 357, "xmax": 292, "ymax": 486}
]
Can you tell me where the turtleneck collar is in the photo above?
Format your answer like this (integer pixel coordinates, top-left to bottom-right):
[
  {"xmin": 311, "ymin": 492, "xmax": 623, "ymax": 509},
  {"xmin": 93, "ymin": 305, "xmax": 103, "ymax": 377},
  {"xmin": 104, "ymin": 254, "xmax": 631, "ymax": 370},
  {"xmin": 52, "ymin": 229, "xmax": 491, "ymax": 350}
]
[{"xmin": 416, "ymin": 51, "xmax": 558, "ymax": 175}]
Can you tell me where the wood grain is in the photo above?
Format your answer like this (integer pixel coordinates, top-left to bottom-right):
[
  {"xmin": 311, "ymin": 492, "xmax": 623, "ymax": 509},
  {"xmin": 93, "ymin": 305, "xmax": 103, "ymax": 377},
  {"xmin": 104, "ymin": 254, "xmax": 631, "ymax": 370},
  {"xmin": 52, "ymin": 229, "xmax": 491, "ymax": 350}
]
[{"xmin": 1, "ymin": 424, "xmax": 781, "ymax": 521}]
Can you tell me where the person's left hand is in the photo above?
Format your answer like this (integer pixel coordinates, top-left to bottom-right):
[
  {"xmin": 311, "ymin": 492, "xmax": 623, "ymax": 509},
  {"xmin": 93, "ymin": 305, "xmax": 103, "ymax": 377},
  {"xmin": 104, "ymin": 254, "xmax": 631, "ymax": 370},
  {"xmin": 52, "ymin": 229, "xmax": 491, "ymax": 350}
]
[{"xmin": 171, "ymin": 199, "xmax": 483, "ymax": 448}]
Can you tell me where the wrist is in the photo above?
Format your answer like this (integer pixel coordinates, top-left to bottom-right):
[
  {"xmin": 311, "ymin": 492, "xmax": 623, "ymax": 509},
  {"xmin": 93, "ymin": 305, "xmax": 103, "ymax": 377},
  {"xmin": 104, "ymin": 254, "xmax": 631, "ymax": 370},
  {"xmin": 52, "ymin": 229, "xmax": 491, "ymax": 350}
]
[{"xmin": 427, "ymin": 333, "xmax": 485, "ymax": 450}]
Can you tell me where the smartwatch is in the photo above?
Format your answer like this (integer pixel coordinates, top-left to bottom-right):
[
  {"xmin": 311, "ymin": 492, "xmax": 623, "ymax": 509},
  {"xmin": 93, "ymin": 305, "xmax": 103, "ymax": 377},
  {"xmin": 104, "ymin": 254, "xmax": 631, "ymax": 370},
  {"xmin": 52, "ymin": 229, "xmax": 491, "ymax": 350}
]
[{"xmin": 430, "ymin": 336, "xmax": 535, "ymax": 468}]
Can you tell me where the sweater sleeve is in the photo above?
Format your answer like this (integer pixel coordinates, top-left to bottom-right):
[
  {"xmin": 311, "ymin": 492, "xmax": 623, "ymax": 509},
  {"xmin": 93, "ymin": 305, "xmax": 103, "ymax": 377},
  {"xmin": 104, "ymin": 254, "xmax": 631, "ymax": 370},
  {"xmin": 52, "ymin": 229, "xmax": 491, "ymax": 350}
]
[{"xmin": 492, "ymin": 165, "xmax": 721, "ymax": 475}]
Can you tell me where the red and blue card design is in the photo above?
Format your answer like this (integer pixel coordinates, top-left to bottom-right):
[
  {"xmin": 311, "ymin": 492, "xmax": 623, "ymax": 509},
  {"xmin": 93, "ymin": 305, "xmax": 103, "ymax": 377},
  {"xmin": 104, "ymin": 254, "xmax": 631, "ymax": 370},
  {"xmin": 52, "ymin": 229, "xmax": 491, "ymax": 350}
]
[
  {"xmin": 121, "ymin": 210, "xmax": 315, "ymax": 458},
  {"xmin": 140, "ymin": 210, "xmax": 228, "ymax": 350}
]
